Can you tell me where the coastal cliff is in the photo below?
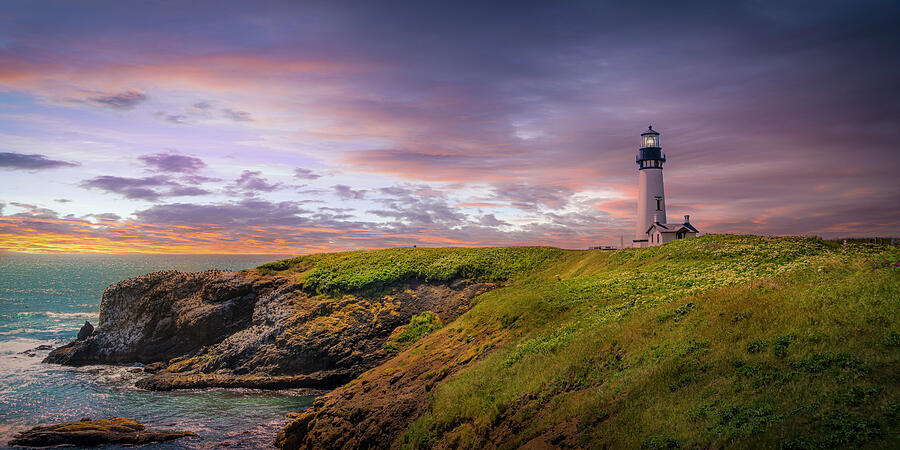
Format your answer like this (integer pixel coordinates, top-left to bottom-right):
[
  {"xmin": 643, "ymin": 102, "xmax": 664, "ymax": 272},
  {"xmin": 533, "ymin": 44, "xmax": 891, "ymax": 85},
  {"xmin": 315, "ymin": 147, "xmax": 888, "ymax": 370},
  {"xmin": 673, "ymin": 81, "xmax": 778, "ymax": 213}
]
[
  {"xmin": 43, "ymin": 238, "xmax": 900, "ymax": 448},
  {"xmin": 275, "ymin": 236, "xmax": 900, "ymax": 449},
  {"xmin": 45, "ymin": 268, "xmax": 496, "ymax": 390}
]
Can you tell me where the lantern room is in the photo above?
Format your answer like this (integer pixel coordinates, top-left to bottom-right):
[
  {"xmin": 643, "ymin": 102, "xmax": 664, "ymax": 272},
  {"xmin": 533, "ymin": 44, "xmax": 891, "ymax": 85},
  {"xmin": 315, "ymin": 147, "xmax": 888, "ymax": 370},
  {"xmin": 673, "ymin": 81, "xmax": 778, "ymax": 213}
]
[
  {"xmin": 641, "ymin": 125, "xmax": 660, "ymax": 148},
  {"xmin": 636, "ymin": 125, "xmax": 665, "ymax": 169}
]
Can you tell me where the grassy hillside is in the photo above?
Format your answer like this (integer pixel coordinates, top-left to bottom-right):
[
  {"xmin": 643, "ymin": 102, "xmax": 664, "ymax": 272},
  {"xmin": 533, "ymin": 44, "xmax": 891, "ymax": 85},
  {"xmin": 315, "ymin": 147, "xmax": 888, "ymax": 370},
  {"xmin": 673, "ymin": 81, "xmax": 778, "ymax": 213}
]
[
  {"xmin": 269, "ymin": 235, "xmax": 900, "ymax": 449},
  {"xmin": 257, "ymin": 246, "xmax": 569, "ymax": 295}
]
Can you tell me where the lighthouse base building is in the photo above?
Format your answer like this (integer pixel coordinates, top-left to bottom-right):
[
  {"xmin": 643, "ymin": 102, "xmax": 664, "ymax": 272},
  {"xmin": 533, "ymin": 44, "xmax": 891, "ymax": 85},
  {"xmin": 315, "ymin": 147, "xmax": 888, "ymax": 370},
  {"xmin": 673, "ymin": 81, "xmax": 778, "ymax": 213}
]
[
  {"xmin": 633, "ymin": 126, "xmax": 699, "ymax": 247},
  {"xmin": 646, "ymin": 214, "xmax": 699, "ymax": 246}
]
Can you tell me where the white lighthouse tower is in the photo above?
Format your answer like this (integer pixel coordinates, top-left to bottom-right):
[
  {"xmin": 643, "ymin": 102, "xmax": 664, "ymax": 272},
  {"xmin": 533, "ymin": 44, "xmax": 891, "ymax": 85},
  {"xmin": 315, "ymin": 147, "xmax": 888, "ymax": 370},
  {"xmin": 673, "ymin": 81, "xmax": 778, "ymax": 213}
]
[
  {"xmin": 634, "ymin": 126, "xmax": 666, "ymax": 247},
  {"xmin": 633, "ymin": 125, "xmax": 698, "ymax": 247}
]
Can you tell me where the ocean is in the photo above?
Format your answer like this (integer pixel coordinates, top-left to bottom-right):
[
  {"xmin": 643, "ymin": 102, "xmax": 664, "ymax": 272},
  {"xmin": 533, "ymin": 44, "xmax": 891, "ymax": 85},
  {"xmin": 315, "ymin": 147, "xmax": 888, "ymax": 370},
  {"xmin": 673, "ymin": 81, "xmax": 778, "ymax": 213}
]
[{"xmin": 0, "ymin": 253, "xmax": 315, "ymax": 448}]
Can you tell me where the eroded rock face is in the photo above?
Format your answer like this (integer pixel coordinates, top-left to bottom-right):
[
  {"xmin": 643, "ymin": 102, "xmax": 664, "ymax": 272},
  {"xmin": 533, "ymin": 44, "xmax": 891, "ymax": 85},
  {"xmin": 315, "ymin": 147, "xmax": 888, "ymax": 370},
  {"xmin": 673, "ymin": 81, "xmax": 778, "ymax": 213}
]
[
  {"xmin": 276, "ymin": 319, "xmax": 507, "ymax": 449},
  {"xmin": 6, "ymin": 417, "xmax": 196, "ymax": 447},
  {"xmin": 44, "ymin": 269, "xmax": 495, "ymax": 391},
  {"xmin": 45, "ymin": 270, "xmax": 287, "ymax": 366}
]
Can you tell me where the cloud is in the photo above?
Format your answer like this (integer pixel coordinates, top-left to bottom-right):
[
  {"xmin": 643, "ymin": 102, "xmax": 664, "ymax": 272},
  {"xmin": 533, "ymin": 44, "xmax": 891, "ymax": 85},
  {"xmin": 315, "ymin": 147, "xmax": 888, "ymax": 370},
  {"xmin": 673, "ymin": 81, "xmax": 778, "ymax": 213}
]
[
  {"xmin": 133, "ymin": 198, "xmax": 310, "ymax": 227},
  {"xmin": 139, "ymin": 152, "xmax": 207, "ymax": 173},
  {"xmin": 333, "ymin": 184, "xmax": 366, "ymax": 200},
  {"xmin": 226, "ymin": 170, "xmax": 284, "ymax": 195},
  {"xmin": 181, "ymin": 174, "xmax": 222, "ymax": 185},
  {"xmin": 88, "ymin": 212, "xmax": 122, "ymax": 221},
  {"xmin": 490, "ymin": 183, "xmax": 572, "ymax": 211},
  {"xmin": 9, "ymin": 202, "xmax": 59, "ymax": 219},
  {"xmin": 80, "ymin": 175, "xmax": 211, "ymax": 201},
  {"xmin": 167, "ymin": 185, "xmax": 212, "ymax": 197},
  {"xmin": 222, "ymin": 108, "xmax": 253, "ymax": 122},
  {"xmin": 154, "ymin": 112, "xmax": 191, "ymax": 124},
  {"xmin": 55, "ymin": 198, "xmax": 73, "ymax": 203},
  {"xmin": 192, "ymin": 101, "xmax": 213, "ymax": 112},
  {"xmin": 0, "ymin": 152, "xmax": 80, "ymax": 170},
  {"xmin": 153, "ymin": 103, "xmax": 252, "ymax": 125},
  {"xmin": 367, "ymin": 184, "xmax": 466, "ymax": 226},
  {"xmin": 478, "ymin": 214, "xmax": 509, "ymax": 227},
  {"xmin": 294, "ymin": 167, "xmax": 322, "ymax": 180},
  {"xmin": 87, "ymin": 90, "xmax": 147, "ymax": 110}
]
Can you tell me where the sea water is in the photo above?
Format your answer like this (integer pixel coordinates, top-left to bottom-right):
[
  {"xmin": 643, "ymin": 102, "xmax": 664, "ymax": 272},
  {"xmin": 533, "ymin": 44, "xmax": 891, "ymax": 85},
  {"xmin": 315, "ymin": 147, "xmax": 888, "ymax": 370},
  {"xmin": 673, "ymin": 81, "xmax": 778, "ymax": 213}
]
[{"xmin": 0, "ymin": 253, "xmax": 315, "ymax": 448}]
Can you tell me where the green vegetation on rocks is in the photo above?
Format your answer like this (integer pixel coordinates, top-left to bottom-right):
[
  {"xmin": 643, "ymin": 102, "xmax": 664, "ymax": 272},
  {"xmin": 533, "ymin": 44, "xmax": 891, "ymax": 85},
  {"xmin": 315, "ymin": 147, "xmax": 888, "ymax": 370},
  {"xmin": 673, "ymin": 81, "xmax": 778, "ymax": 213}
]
[{"xmin": 383, "ymin": 312, "xmax": 443, "ymax": 354}]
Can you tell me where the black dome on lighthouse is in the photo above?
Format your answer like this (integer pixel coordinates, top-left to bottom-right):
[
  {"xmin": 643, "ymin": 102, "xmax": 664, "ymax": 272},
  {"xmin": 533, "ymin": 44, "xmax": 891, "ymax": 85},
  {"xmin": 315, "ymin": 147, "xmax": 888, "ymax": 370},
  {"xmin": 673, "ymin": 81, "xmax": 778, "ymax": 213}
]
[{"xmin": 641, "ymin": 125, "xmax": 659, "ymax": 136}]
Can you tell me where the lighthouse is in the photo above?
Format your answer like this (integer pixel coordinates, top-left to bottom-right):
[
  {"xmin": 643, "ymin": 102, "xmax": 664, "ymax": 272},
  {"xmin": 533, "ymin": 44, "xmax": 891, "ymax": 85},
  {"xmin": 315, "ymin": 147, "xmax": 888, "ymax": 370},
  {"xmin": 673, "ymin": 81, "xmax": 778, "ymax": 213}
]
[{"xmin": 633, "ymin": 126, "xmax": 698, "ymax": 247}]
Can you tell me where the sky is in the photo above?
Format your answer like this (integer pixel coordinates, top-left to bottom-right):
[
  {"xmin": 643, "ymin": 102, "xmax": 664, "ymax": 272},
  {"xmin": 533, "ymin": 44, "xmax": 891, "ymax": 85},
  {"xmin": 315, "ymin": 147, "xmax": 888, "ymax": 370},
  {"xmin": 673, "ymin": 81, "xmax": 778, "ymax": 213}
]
[{"xmin": 1, "ymin": 0, "xmax": 898, "ymax": 254}]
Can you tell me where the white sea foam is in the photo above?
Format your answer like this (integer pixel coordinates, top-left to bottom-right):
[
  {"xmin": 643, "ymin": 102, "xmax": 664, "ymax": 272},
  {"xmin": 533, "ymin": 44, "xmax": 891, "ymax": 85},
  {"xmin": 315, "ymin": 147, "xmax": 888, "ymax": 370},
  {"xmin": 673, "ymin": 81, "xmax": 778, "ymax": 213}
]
[
  {"xmin": 15, "ymin": 311, "xmax": 96, "ymax": 319},
  {"xmin": 0, "ymin": 324, "xmax": 76, "ymax": 335},
  {"xmin": 45, "ymin": 312, "xmax": 96, "ymax": 319}
]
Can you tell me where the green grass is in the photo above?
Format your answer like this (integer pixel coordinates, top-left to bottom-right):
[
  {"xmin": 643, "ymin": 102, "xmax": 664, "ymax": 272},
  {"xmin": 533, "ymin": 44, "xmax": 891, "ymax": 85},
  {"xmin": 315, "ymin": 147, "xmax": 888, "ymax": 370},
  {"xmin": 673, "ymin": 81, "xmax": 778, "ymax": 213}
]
[
  {"xmin": 262, "ymin": 235, "xmax": 898, "ymax": 448},
  {"xmin": 257, "ymin": 246, "xmax": 568, "ymax": 295},
  {"xmin": 383, "ymin": 312, "xmax": 444, "ymax": 354},
  {"xmin": 390, "ymin": 235, "xmax": 898, "ymax": 448}
]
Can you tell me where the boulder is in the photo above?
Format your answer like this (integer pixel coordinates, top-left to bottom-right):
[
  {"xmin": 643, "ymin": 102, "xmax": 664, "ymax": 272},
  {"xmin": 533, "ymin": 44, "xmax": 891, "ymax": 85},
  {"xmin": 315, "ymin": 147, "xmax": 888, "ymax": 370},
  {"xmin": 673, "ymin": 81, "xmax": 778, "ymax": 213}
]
[
  {"xmin": 76, "ymin": 321, "xmax": 94, "ymax": 340},
  {"xmin": 7, "ymin": 417, "xmax": 196, "ymax": 447}
]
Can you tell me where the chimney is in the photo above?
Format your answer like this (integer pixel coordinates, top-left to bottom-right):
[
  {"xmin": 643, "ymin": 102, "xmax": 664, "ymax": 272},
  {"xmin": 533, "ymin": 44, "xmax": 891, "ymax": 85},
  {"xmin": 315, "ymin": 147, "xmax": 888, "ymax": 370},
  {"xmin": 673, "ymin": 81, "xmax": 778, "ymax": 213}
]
[
  {"xmin": 653, "ymin": 212, "xmax": 660, "ymax": 224},
  {"xmin": 684, "ymin": 214, "xmax": 690, "ymax": 223}
]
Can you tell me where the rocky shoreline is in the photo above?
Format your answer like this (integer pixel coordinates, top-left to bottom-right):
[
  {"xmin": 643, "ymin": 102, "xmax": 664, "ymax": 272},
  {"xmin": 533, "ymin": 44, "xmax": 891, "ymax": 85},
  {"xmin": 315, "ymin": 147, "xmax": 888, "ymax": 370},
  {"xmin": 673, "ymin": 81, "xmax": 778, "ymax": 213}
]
[
  {"xmin": 7, "ymin": 417, "xmax": 196, "ymax": 447},
  {"xmin": 43, "ymin": 269, "xmax": 494, "ymax": 392}
]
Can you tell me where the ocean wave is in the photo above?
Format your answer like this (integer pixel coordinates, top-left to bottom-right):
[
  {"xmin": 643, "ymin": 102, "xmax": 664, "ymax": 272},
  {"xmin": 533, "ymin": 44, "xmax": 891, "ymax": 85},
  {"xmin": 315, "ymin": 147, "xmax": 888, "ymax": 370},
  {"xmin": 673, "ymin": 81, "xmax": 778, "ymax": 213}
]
[
  {"xmin": 16, "ymin": 311, "xmax": 96, "ymax": 319},
  {"xmin": 0, "ymin": 336, "xmax": 50, "ymax": 353},
  {"xmin": 0, "ymin": 325, "xmax": 76, "ymax": 335},
  {"xmin": 46, "ymin": 312, "xmax": 96, "ymax": 319}
]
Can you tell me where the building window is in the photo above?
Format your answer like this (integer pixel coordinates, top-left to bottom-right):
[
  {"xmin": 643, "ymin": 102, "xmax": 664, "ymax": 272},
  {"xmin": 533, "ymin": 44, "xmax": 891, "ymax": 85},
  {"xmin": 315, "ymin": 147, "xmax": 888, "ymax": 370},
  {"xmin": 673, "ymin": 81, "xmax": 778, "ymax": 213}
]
[{"xmin": 656, "ymin": 198, "xmax": 662, "ymax": 211}]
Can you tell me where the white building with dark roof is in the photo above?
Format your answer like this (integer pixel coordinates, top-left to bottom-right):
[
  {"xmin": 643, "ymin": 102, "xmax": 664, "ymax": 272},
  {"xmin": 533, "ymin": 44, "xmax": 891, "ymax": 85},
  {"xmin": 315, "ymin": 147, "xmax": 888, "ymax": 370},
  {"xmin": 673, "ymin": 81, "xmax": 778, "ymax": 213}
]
[{"xmin": 633, "ymin": 126, "xmax": 699, "ymax": 247}]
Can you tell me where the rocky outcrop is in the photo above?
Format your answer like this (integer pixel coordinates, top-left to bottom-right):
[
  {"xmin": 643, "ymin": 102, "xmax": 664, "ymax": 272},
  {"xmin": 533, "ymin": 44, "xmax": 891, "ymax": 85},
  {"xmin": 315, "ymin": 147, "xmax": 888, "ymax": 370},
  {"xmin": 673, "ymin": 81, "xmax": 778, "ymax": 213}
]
[
  {"xmin": 276, "ymin": 320, "xmax": 507, "ymax": 449},
  {"xmin": 45, "ymin": 270, "xmax": 286, "ymax": 366},
  {"xmin": 44, "ymin": 269, "xmax": 495, "ymax": 391},
  {"xmin": 76, "ymin": 321, "xmax": 94, "ymax": 340},
  {"xmin": 7, "ymin": 417, "xmax": 196, "ymax": 447}
]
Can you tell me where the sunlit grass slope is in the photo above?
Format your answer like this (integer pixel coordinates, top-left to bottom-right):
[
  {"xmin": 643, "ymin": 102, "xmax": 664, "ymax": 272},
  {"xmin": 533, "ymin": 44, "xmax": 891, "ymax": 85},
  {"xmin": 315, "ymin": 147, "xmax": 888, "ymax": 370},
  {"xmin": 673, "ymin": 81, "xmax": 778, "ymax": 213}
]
[
  {"xmin": 265, "ymin": 235, "xmax": 900, "ymax": 448},
  {"xmin": 257, "ymin": 246, "xmax": 570, "ymax": 294}
]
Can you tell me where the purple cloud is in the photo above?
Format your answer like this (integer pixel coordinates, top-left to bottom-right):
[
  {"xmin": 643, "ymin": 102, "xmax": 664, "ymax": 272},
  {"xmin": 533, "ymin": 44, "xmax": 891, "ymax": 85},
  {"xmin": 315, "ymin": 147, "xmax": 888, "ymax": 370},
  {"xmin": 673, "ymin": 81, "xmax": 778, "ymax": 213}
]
[
  {"xmin": 294, "ymin": 168, "xmax": 322, "ymax": 180},
  {"xmin": 227, "ymin": 170, "xmax": 283, "ymax": 194},
  {"xmin": 88, "ymin": 212, "xmax": 122, "ymax": 221},
  {"xmin": 9, "ymin": 202, "xmax": 59, "ymax": 219},
  {"xmin": 222, "ymin": 108, "xmax": 253, "ymax": 122},
  {"xmin": 80, "ymin": 175, "xmax": 211, "ymax": 201},
  {"xmin": 133, "ymin": 198, "xmax": 310, "ymax": 226},
  {"xmin": 180, "ymin": 174, "xmax": 222, "ymax": 185},
  {"xmin": 0, "ymin": 152, "xmax": 79, "ymax": 170},
  {"xmin": 139, "ymin": 152, "xmax": 207, "ymax": 173},
  {"xmin": 87, "ymin": 90, "xmax": 147, "ymax": 110},
  {"xmin": 367, "ymin": 184, "xmax": 465, "ymax": 225},
  {"xmin": 192, "ymin": 101, "xmax": 213, "ymax": 111},
  {"xmin": 490, "ymin": 183, "xmax": 572, "ymax": 211},
  {"xmin": 153, "ymin": 112, "xmax": 191, "ymax": 125},
  {"xmin": 333, "ymin": 184, "xmax": 366, "ymax": 200},
  {"xmin": 478, "ymin": 214, "xmax": 509, "ymax": 227}
]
